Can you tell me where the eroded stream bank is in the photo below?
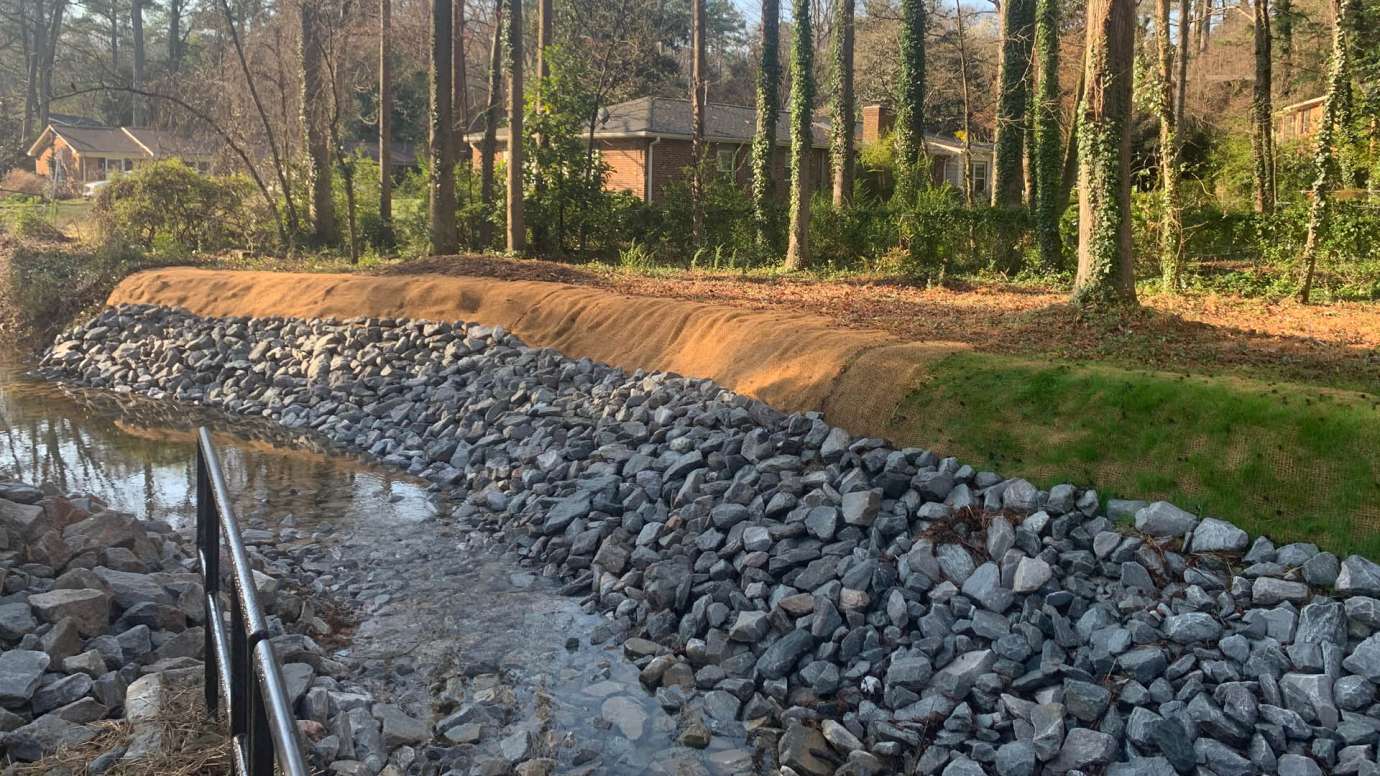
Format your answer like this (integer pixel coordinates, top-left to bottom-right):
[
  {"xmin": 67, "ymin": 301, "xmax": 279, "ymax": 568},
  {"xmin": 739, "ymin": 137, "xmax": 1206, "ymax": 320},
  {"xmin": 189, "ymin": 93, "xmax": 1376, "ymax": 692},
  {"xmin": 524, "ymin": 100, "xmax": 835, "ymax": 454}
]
[{"xmin": 0, "ymin": 356, "xmax": 749, "ymax": 775}]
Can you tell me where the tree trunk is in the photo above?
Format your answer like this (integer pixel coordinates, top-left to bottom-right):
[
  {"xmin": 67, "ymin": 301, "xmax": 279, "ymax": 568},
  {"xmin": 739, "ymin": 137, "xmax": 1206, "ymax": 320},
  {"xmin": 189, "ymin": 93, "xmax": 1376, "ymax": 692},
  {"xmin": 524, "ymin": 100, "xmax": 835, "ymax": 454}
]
[
  {"xmin": 1196, "ymin": 0, "xmax": 1211, "ymax": 51},
  {"xmin": 1073, "ymin": 0, "xmax": 1137, "ymax": 307},
  {"xmin": 379, "ymin": 0, "xmax": 393, "ymax": 243},
  {"xmin": 749, "ymin": 0, "xmax": 780, "ymax": 250},
  {"xmin": 430, "ymin": 0, "xmax": 458, "ymax": 254},
  {"xmin": 782, "ymin": 0, "xmax": 813, "ymax": 270},
  {"xmin": 1250, "ymin": 0, "xmax": 1275, "ymax": 213},
  {"xmin": 1033, "ymin": 0, "xmax": 1062, "ymax": 267},
  {"xmin": 1157, "ymin": 0, "xmax": 1184, "ymax": 290},
  {"xmin": 301, "ymin": 0, "xmax": 339, "ymax": 246},
  {"xmin": 992, "ymin": 0, "xmax": 1035, "ymax": 206},
  {"xmin": 168, "ymin": 0, "xmax": 184, "ymax": 72},
  {"xmin": 1056, "ymin": 64, "xmax": 1085, "ymax": 216},
  {"xmin": 690, "ymin": 0, "xmax": 707, "ymax": 245},
  {"xmin": 131, "ymin": 0, "xmax": 145, "ymax": 124},
  {"xmin": 479, "ymin": 5, "xmax": 502, "ymax": 248},
  {"xmin": 1297, "ymin": 0, "xmax": 1355, "ymax": 303},
  {"xmin": 955, "ymin": 0, "xmax": 974, "ymax": 206},
  {"xmin": 831, "ymin": 0, "xmax": 854, "ymax": 207},
  {"xmin": 505, "ymin": 0, "xmax": 525, "ymax": 253},
  {"xmin": 896, "ymin": 0, "xmax": 926, "ymax": 193},
  {"xmin": 110, "ymin": 0, "xmax": 119, "ymax": 86},
  {"xmin": 531, "ymin": 0, "xmax": 550, "ymax": 252},
  {"xmin": 1175, "ymin": 0, "xmax": 1190, "ymax": 128},
  {"xmin": 454, "ymin": 0, "xmax": 470, "ymax": 154}
]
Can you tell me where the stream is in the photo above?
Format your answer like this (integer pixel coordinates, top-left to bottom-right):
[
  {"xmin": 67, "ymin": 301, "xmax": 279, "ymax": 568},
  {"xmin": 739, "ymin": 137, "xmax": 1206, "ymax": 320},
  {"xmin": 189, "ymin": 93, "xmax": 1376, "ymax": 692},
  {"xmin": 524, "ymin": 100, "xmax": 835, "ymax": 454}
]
[{"xmin": 0, "ymin": 354, "xmax": 754, "ymax": 775}]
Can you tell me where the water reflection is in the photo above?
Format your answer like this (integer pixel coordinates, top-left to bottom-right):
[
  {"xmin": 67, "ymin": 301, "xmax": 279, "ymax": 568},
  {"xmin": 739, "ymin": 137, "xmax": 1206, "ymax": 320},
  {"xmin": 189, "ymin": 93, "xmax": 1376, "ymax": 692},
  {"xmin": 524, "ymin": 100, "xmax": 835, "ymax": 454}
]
[{"xmin": 0, "ymin": 355, "xmax": 436, "ymax": 530}]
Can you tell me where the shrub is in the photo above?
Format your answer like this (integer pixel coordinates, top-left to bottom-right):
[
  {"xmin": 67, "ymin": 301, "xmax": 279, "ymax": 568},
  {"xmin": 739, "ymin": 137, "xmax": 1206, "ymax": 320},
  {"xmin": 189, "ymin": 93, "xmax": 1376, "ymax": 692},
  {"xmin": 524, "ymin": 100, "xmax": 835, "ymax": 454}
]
[
  {"xmin": 93, "ymin": 160, "xmax": 265, "ymax": 252},
  {"xmin": 1, "ymin": 169, "xmax": 47, "ymax": 198}
]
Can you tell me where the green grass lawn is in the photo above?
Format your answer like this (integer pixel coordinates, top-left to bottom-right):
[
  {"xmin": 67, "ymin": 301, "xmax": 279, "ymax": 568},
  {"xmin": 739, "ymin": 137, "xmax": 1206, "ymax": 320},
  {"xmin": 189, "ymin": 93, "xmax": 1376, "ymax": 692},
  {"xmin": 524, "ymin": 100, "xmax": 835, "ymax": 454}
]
[{"xmin": 894, "ymin": 351, "xmax": 1380, "ymax": 557}]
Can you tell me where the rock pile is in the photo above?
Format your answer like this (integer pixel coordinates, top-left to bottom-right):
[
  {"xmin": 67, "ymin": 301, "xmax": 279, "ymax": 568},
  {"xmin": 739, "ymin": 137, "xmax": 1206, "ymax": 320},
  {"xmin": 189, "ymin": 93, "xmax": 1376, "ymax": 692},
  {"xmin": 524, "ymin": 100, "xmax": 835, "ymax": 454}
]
[
  {"xmin": 40, "ymin": 304, "xmax": 1380, "ymax": 776},
  {"xmin": 0, "ymin": 476, "xmax": 427, "ymax": 773}
]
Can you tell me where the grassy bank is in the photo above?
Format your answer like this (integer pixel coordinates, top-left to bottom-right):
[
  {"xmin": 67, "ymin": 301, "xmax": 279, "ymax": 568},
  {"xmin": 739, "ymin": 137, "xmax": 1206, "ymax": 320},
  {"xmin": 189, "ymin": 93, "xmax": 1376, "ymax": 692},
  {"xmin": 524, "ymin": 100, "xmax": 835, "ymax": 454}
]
[{"xmin": 894, "ymin": 351, "xmax": 1380, "ymax": 556}]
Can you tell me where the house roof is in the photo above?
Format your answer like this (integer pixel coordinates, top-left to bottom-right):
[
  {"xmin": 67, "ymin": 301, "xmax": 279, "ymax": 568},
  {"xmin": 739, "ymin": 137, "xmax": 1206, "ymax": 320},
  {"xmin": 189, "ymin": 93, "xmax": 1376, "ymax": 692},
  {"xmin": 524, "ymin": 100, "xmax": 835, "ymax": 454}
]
[
  {"xmin": 27, "ymin": 123, "xmax": 215, "ymax": 160},
  {"xmin": 598, "ymin": 96, "xmax": 833, "ymax": 147},
  {"xmin": 49, "ymin": 113, "xmax": 107, "ymax": 128},
  {"xmin": 1278, "ymin": 95, "xmax": 1326, "ymax": 114}
]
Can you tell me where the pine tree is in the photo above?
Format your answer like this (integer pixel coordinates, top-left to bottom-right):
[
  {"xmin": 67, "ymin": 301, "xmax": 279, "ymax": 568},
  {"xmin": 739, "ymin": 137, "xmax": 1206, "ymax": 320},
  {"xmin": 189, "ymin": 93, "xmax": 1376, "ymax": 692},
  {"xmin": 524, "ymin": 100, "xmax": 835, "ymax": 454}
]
[
  {"xmin": 479, "ymin": 2, "xmax": 503, "ymax": 248},
  {"xmin": 429, "ymin": 0, "xmax": 458, "ymax": 255},
  {"xmin": 831, "ymin": 0, "xmax": 855, "ymax": 207},
  {"xmin": 1033, "ymin": 0, "xmax": 1062, "ymax": 268},
  {"xmin": 750, "ymin": 0, "xmax": 781, "ymax": 251},
  {"xmin": 992, "ymin": 0, "xmax": 1035, "ymax": 206},
  {"xmin": 782, "ymin": 0, "xmax": 814, "ymax": 270},
  {"xmin": 896, "ymin": 0, "xmax": 926, "ymax": 194},
  {"xmin": 505, "ymin": 0, "xmax": 525, "ymax": 253},
  {"xmin": 1157, "ymin": 0, "xmax": 1184, "ymax": 290},
  {"xmin": 1297, "ymin": 0, "xmax": 1357, "ymax": 303},
  {"xmin": 379, "ymin": 0, "xmax": 393, "ymax": 244},
  {"xmin": 1073, "ymin": 0, "xmax": 1137, "ymax": 307}
]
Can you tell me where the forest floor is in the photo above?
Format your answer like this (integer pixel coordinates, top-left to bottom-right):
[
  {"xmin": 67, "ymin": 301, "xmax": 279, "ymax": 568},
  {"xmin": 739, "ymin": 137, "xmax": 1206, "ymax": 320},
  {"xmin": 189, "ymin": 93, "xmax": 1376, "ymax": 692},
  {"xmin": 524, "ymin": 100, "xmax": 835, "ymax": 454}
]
[{"xmin": 376, "ymin": 255, "xmax": 1380, "ymax": 394}]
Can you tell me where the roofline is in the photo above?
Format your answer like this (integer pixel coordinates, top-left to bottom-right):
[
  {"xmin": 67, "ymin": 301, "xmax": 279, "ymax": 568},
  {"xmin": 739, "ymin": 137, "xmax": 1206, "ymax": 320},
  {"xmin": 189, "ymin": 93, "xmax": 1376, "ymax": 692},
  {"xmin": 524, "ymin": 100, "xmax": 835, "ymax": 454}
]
[
  {"xmin": 25, "ymin": 126, "xmax": 59, "ymax": 158},
  {"xmin": 461, "ymin": 127, "xmax": 833, "ymax": 149},
  {"xmin": 122, "ymin": 127, "xmax": 156, "ymax": 157},
  {"xmin": 1277, "ymin": 95, "xmax": 1326, "ymax": 113}
]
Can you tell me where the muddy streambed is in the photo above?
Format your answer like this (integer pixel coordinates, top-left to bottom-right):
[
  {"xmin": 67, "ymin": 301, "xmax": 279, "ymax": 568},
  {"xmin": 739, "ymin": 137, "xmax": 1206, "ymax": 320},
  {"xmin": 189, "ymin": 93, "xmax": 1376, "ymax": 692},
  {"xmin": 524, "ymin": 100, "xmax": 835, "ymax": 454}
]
[{"xmin": 0, "ymin": 355, "xmax": 751, "ymax": 775}]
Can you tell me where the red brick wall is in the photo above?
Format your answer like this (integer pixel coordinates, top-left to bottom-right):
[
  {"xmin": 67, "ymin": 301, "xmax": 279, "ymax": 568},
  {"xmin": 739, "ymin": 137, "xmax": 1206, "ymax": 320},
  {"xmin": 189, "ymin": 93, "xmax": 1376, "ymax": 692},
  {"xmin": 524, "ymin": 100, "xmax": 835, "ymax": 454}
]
[{"xmin": 602, "ymin": 138, "xmax": 647, "ymax": 198}]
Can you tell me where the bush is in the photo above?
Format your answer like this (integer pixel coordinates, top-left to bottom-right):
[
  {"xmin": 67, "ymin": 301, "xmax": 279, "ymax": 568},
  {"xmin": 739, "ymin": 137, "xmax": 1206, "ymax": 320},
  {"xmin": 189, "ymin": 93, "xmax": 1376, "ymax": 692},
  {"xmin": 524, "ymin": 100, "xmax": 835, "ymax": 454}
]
[
  {"xmin": 93, "ymin": 160, "xmax": 266, "ymax": 252},
  {"xmin": 1, "ymin": 169, "xmax": 47, "ymax": 198}
]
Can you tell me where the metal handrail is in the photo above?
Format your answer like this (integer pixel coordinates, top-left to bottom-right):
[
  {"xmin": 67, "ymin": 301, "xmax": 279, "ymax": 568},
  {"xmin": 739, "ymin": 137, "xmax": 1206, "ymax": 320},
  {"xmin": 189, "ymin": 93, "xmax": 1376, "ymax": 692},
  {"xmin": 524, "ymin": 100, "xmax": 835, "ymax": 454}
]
[{"xmin": 195, "ymin": 427, "xmax": 309, "ymax": 776}]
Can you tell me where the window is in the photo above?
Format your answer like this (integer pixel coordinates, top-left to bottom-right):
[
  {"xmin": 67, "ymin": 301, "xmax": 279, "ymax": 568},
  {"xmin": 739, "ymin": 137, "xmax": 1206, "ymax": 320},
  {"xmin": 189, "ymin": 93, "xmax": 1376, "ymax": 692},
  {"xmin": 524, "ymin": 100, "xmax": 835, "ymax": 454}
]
[
  {"xmin": 972, "ymin": 161, "xmax": 990, "ymax": 196},
  {"xmin": 123, "ymin": 159, "xmax": 134, "ymax": 172},
  {"xmin": 717, "ymin": 149, "xmax": 735, "ymax": 175}
]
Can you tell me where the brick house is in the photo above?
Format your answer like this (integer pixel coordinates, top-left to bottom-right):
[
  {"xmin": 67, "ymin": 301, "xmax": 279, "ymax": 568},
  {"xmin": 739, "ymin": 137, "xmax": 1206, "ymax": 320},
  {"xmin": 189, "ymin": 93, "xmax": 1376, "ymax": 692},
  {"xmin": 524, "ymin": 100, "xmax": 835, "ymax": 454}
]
[
  {"xmin": 465, "ymin": 96, "xmax": 994, "ymax": 203},
  {"xmin": 27, "ymin": 121, "xmax": 216, "ymax": 192}
]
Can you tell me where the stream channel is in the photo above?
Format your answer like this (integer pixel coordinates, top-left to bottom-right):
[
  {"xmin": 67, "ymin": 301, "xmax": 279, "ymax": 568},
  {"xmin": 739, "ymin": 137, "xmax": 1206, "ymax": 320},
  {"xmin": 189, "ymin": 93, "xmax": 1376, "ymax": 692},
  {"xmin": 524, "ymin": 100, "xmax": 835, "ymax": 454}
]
[{"xmin": 0, "ymin": 354, "xmax": 755, "ymax": 775}]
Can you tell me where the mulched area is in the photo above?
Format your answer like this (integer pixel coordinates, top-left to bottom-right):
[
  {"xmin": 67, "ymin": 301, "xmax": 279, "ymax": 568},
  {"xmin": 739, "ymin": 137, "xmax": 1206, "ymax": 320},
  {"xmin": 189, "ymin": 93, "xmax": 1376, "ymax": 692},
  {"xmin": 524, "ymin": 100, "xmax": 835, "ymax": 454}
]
[{"xmin": 377, "ymin": 255, "xmax": 1380, "ymax": 392}]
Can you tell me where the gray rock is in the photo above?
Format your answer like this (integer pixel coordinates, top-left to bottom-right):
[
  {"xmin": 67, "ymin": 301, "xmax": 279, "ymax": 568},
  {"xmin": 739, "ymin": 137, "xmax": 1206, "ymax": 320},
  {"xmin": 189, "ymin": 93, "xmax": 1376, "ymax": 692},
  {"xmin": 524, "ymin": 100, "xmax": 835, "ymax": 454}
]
[
  {"xmin": 1189, "ymin": 517, "xmax": 1249, "ymax": 554},
  {"xmin": 755, "ymin": 629, "xmax": 815, "ymax": 680},
  {"xmin": 0, "ymin": 650, "xmax": 51, "ymax": 707},
  {"xmin": 1338, "ymin": 555, "xmax": 1380, "ymax": 596},
  {"xmin": 1134, "ymin": 502, "xmax": 1198, "ymax": 537},
  {"xmin": 841, "ymin": 489, "xmax": 880, "ymax": 526},
  {"xmin": 4, "ymin": 713, "xmax": 96, "ymax": 761},
  {"xmin": 1012, "ymin": 557, "xmax": 1053, "ymax": 593},
  {"xmin": 1164, "ymin": 612, "xmax": 1222, "ymax": 643},
  {"xmin": 1048, "ymin": 728, "xmax": 1117, "ymax": 773}
]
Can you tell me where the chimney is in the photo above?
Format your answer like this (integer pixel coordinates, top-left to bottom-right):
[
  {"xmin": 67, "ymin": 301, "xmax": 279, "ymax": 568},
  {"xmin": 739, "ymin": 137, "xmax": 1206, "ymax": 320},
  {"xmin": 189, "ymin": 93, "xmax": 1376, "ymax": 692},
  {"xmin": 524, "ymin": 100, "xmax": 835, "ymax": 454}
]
[{"xmin": 862, "ymin": 104, "xmax": 894, "ymax": 145}]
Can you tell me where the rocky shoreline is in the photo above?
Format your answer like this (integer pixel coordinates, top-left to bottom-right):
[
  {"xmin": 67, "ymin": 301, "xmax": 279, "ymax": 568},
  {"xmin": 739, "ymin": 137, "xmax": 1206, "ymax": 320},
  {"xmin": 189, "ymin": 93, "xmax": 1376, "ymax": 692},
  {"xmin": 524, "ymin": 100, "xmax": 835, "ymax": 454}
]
[
  {"xmin": 34, "ymin": 303, "xmax": 1380, "ymax": 776},
  {"xmin": 0, "ymin": 474, "xmax": 437, "ymax": 774}
]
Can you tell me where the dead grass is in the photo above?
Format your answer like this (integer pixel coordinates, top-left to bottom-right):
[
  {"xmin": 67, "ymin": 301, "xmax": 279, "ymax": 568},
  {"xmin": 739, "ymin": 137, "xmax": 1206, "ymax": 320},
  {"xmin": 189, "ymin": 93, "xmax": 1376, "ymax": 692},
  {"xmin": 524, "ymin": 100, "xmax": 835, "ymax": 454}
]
[{"xmin": 13, "ymin": 685, "xmax": 232, "ymax": 776}]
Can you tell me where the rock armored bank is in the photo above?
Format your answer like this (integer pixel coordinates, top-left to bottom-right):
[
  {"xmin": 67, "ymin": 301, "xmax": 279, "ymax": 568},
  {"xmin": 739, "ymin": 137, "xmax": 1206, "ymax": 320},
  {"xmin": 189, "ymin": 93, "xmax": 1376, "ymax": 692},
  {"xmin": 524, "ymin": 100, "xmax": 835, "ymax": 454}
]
[{"xmin": 39, "ymin": 304, "xmax": 1380, "ymax": 775}]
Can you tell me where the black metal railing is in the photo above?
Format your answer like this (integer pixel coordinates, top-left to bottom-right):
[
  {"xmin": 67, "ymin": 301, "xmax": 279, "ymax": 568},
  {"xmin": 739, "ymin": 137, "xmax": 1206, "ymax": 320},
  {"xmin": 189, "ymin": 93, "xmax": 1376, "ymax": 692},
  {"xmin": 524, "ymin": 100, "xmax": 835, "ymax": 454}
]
[{"xmin": 196, "ymin": 427, "xmax": 309, "ymax": 776}]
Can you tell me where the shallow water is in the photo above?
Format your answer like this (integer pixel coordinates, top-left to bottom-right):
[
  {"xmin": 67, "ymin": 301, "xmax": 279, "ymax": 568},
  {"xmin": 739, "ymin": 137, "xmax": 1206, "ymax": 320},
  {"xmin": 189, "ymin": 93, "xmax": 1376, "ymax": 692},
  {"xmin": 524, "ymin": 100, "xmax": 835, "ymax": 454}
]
[{"xmin": 0, "ymin": 354, "xmax": 752, "ymax": 774}]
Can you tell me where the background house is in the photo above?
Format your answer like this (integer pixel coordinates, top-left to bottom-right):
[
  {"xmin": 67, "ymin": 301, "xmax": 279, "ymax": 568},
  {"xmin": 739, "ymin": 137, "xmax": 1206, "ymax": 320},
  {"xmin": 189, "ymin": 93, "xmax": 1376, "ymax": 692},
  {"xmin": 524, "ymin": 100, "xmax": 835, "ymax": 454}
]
[
  {"xmin": 1276, "ymin": 96, "xmax": 1327, "ymax": 142},
  {"xmin": 27, "ymin": 121, "xmax": 216, "ymax": 192},
  {"xmin": 466, "ymin": 97, "xmax": 993, "ymax": 203}
]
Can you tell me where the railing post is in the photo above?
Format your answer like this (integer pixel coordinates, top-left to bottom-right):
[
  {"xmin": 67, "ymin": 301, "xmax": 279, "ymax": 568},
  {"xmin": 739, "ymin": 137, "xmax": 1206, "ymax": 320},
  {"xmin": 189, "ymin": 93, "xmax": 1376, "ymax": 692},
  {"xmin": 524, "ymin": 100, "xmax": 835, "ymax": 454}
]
[
  {"xmin": 196, "ymin": 442, "xmax": 220, "ymax": 717},
  {"xmin": 248, "ymin": 665, "xmax": 274, "ymax": 776}
]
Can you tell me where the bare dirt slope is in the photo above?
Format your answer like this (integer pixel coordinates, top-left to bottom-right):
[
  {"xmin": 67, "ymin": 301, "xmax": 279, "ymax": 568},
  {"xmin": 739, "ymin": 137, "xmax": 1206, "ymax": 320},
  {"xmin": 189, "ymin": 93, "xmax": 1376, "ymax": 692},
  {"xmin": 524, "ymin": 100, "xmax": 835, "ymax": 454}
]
[{"xmin": 108, "ymin": 267, "xmax": 969, "ymax": 439}]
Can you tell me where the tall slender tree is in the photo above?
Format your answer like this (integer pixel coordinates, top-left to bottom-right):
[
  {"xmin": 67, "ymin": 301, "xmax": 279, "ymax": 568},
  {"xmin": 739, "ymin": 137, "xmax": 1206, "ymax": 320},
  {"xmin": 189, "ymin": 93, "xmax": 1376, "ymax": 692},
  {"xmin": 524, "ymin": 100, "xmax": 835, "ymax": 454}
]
[
  {"xmin": 1073, "ymin": 0, "xmax": 1137, "ymax": 307},
  {"xmin": 1033, "ymin": 0, "xmax": 1062, "ymax": 267},
  {"xmin": 1175, "ymin": 0, "xmax": 1190, "ymax": 128},
  {"xmin": 1250, "ymin": 0, "xmax": 1276, "ymax": 213},
  {"xmin": 379, "ymin": 0, "xmax": 393, "ymax": 243},
  {"xmin": 1297, "ymin": 0, "xmax": 1356, "ymax": 303},
  {"xmin": 749, "ymin": 0, "xmax": 780, "ymax": 250},
  {"xmin": 479, "ymin": 3, "xmax": 503, "ymax": 248},
  {"xmin": 955, "ymin": 0, "xmax": 975, "ymax": 205},
  {"xmin": 429, "ymin": 0, "xmax": 458, "ymax": 254},
  {"xmin": 301, "ymin": 0, "xmax": 339, "ymax": 245},
  {"xmin": 831, "ymin": 0, "xmax": 855, "ymax": 207},
  {"xmin": 131, "ymin": 0, "xmax": 145, "ymax": 124},
  {"xmin": 782, "ymin": 0, "xmax": 813, "ymax": 270},
  {"xmin": 992, "ymin": 0, "xmax": 1035, "ymax": 206},
  {"xmin": 896, "ymin": 0, "xmax": 926, "ymax": 194},
  {"xmin": 453, "ymin": 0, "xmax": 470, "ymax": 152},
  {"xmin": 690, "ymin": 0, "xmax": 707, "ymax": 245},
  {"xmin": 1157, "ymin": 0, "xmax": 1184, "ymax": 289},
  {"xmin": 505, "ymin": 0, "xmax": 525, "ymax": 253}
]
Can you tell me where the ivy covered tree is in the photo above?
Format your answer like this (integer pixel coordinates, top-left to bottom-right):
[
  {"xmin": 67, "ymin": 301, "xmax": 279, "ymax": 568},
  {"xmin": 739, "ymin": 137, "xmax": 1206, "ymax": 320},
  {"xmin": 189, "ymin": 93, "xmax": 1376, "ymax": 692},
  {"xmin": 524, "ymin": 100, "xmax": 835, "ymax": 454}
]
[
  {"xmin": 479, "ymin": 3, "xmax": 504, "ymax": 248},
  {"xmin": 749, "ymin": 0, "xmax": 780, "ymax": 250},
  {"xmin": 1156, "ymin": 0, "xmax": 1184, "ymax": 289},
  {"xmin": 691, "ymin": 0, "xmax": 707, "ymax": 245},
  {"xmin": 1251, "ymin": 0, "xmax": 1276, "ymax": 213},
  {"xmin": 1297, "ymin": 0, "xmax": 1358, "ymax": 303},
  {"xmin": 506, "ymin": 0, "xmax": 526, "ymax": 253},
  {"xmin": 378, "ymin": 0, "xmax": 393, "ymax": 244},
  {"xmin": 895, "ymin": 0, "xmax": 926, "ymax": 195},
  {"xmin": 1032, "ymin": 0, "xmax": 1062, "ymax": 268},
  {"xmin": 301, "ymin": 0, "xmax": 339, "ymax": 246},
  {"xmin": 992, "ymin": 0, "xmax": 1035, "ymax": 207},
  {"xmin": 1073, "ymin": 0, "xmax": 1137, "ymax": 307},
  {"xmin": 782, "ymin": 0, "xmax": 813, "ymax": 270},
  {"xmin": 831, "ymin": 0, "xmax": 855, "ymax": 207}
]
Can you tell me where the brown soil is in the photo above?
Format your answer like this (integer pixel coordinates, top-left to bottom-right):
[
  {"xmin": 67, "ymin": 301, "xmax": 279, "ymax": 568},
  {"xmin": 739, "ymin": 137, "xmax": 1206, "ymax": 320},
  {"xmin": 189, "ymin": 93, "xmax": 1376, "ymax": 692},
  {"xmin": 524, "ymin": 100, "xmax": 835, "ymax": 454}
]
[{"xmin": 377, "ymin": 255, "xmax": 1380, "ymax": 391}]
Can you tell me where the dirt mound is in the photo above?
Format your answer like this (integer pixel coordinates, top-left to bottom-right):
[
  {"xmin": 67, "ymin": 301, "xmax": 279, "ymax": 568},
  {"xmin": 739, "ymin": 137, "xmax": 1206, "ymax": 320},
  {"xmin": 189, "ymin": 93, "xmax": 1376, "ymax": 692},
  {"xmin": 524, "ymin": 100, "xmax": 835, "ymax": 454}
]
[{"xmin": 107, "ymin": 268, "xmax": 968, "ymax": 439}]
